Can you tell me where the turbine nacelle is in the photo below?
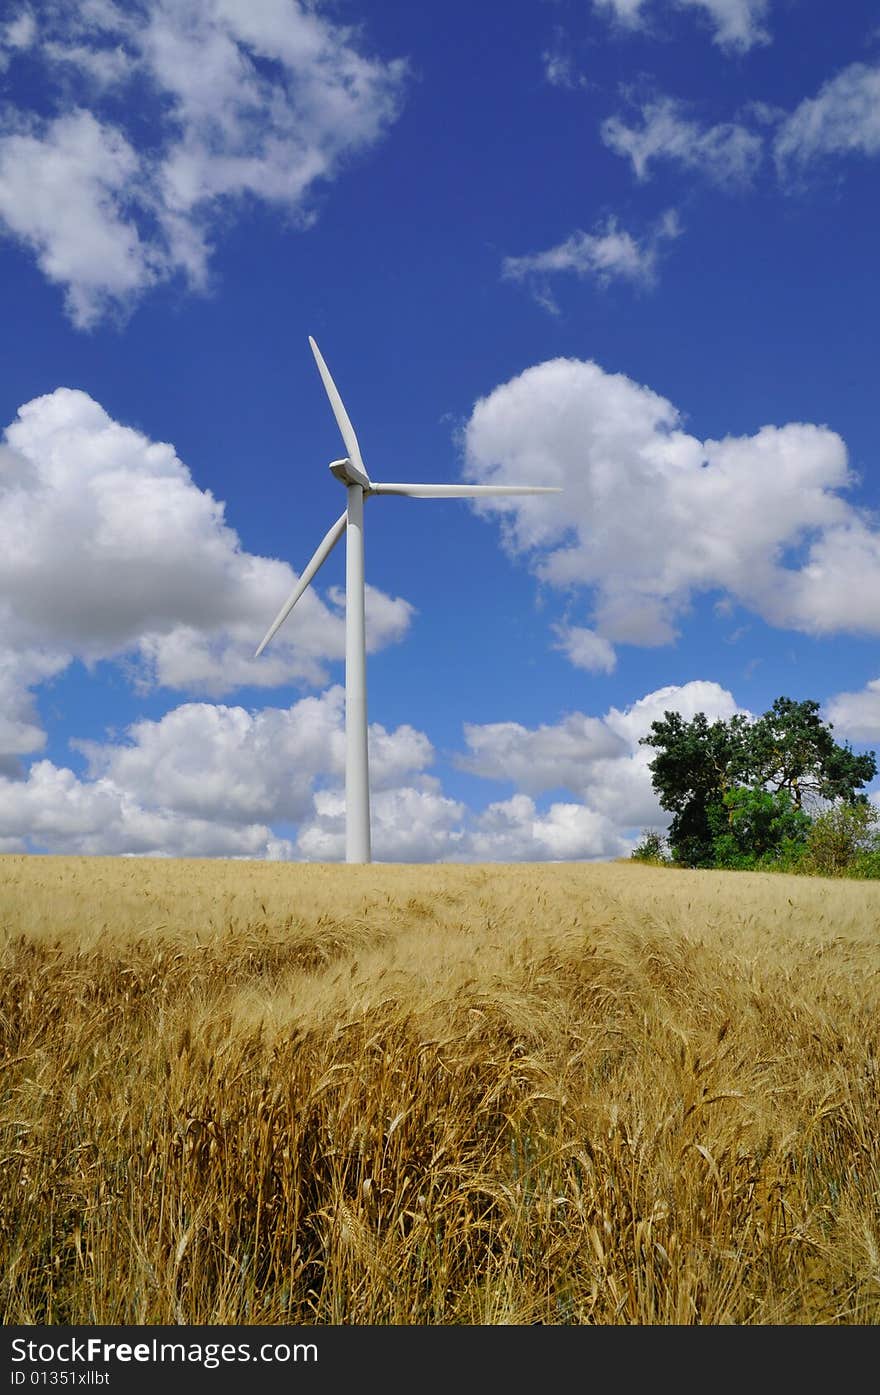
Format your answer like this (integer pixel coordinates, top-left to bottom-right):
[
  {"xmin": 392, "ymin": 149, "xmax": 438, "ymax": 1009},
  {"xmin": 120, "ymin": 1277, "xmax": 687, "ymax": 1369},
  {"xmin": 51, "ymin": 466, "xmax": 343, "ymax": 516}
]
[{"xmin": 329, "ymin": 457, "xmax": 371, "ymax": 489}]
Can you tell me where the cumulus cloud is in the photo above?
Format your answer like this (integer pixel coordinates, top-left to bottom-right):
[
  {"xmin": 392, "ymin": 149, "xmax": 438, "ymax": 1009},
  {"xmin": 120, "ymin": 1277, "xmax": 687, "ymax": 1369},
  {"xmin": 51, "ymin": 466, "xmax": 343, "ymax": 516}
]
[
  {"xmin": 602, "ymin": 98, "xmax": 763, "ymax": 185},
  {"xmin": 459, "ymin": 712, "xmax": 627, "ymax": 797},
  {"xmin": 281, "ymin": 706, "xmax": 645, "ymax": 862},
  {"xmin": 0, "ymin": 386, "xmax": 413, "ymax": 759},
  {"xmin": 0, "ymin": 688, "xmax": 435, "ymax": 858},
  {"xmin": 297, "ymin": 781, "xmax": 468, "ymax": 862},
  {"xmin": 463, "ymin": 795, "xmax": 627, "ymax": 861},
  {"xmin": 502, "ymin": 211, "xmax": 681, "ymax": 311},
  {"xmin": 0, "ymin": 757, "xmax": 296, "ymax": 858},
  {"xmin": 0, "ymin": 110, "xmax": 156, "ymax": 328},
  {"xmin": 826, "ymin": 679, "xmax": 880, "ymax": 743},
  {"xmin": 0, "ymin": 648, "xmax": 70, "ymax": 773},
  {"xmin": 299, "ymin": 678, "xmax": 747, "ymax": 861},
  {"xmin": 458, "ymin": 679, "xmax": 743, "ymax": 832},
  {"xmin": 462, "ymin": 355, "xmax": 880, "ymax": 650},
  {"xmin": 0, "ymin": 1, "xmax": 407, "ymax": 326},
  {"xmin": 74, "ymin": 687, "xmax": 432, "ymax": 823},
  {"xmin": 75, "ymin": 692, "xmax": 342, "ymax": 826},
  {"xmin": 553, "ymin": 624, "xmax": 617, "ymax": 674},
  {"xmin": 228, "ymin": 708, "xmax": 661, "ymax": 859},
  {"xmin": 594, "ymin": 0, "xmax": 770, "ymax": 52},
  {"xmin": 0, "ymin": 668, "xmax": 749, "ymax": 861},
  {"xmin": 774, "ymin": 63, "xmax": 880, "ymax": 172}
]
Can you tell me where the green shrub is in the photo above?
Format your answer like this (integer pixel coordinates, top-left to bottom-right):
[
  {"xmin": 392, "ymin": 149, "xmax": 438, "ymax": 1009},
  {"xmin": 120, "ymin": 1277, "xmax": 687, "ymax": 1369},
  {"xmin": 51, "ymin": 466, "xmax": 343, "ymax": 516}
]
[
  {"xmin": 848, "ymin": 849, "xmax": 880, "ymax": 879},
  {"xmin": 630, "ymin": 830, "xmax": 671, "ymax": 864},
  {"xmin": 804, "ymin": 801, "xmax": 879, "ymax": 876},
  {"xmin": 709, "ymin": 787, "xmax": 811, "ymax": 870}
]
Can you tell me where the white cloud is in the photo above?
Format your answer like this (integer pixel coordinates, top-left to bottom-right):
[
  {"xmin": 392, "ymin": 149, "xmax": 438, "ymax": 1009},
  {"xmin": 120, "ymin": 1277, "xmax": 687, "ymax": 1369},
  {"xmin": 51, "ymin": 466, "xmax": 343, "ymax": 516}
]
[
  {"xmin": 0, "ymin": 110, "xmax": 157, "ymax": 328},
  {"xmin": 602, "ymin": 97, "xmax": 763, "ymax": 185},
  {"xmin": 0, "ymin": 688, "xmax": 435, "ymax": 857},
  {"xmin": 281, "ymin": 783, "xmax": 632, "ymax": 864},
  {"xmin": 774, "ymin": 63, "xmax": 880, "ymax": 172},
  {"xmin": 75, "ymin": 691, "xmax": 345, "ymax": 825},
  {"xmin": 591, "ymin": 0, "xmax": 647, "ymax": 28},
  {"xmin": 458, "ymin": 679, "xmax": 743, "ymax": 834},
  {"xmin": 676, "ymin": 0, "xmax": 769, "ymax": 51},
  {"xmin": 826, "ymin": 679, "xmax": 880, "ymax": 742},
  {"xmin": 542, "ymin": 29, "xmax": 588, "ymax": 90},
  {"xmin": 2, "ymin": 10, "xmax": 36, "ymax": 55},
  {"xmin": 463, "ymin": 355, "xmax": 878, "ymax": 649},
  {"xmin": 604, "ymin": 64, "xmax": 880, "ymax": 196},
  {"xmin": 594, "ymin": 0, "xmax": 647, "ymax": 28},
  {"xmin": 502, "ymin": 210, "xmax": 681, "ymax": 311},
  {"xmin": 543, "ymin": 53, "xmax": 587, "ymax": 91},
  {"xmin": 297, "ymin": 782, "xmax": 467, "ymax": 862},
  {"xmin": 591, "ymin": 681, "xmax": 747, "ymax": 827},
  {"xmin": 463, "ymin": 794, "xmax": 627, "ymax": 861},
  {"xmin": 0, "ymin": 758, "xmax": 295, "ymax": 858},
  {"xmin": 459, "ymin": 712, "xmax": 626, "ymax": 797},
  {"xmin": 751, "ymin": 520, "xmax": 880, "ymax": 636},
  {"xmin": 75, "ymin": 686, "xmax": 432, "ymax": 822},
  {"xmin": 0, "ymin": 1, "xmax": 407, "ymax": 326},
  {"xmin": 133, "ymin": 579, "xmax": 411, "ymax": 697},
  {"xmin": 603, "ymin": 678, "xmax": 742, "ymax": 744},
  {"xmin": 0, "ymin": 665, "xmax": 749, "ymax": 861},
  {"xmin": 0, "ymin": 648, "xmax": 69, "ymax": 769},
  {"xmin": 594, "ymin": 0, "xmax": 770, "ymax": 51},
  {"xmin": 0, "ymin": 386, "xmax": 413, "ymax": 758},
  {"xmin": 553, "ymin": 624, "xmax": 617, "ymax": 673}
]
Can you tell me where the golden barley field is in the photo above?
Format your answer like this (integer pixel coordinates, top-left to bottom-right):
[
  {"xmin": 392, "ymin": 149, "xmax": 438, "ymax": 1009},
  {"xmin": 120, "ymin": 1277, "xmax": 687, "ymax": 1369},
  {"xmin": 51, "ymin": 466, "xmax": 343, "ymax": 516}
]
[{"xmin": 1, "ymin": 853, "xmax": 879, "ymax": 1325}]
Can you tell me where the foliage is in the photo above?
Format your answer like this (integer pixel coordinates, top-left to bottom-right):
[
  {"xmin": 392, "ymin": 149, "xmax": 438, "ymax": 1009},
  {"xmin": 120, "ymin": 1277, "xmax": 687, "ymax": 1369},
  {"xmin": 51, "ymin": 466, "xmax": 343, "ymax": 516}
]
[
  {"xmin": 630, "ymin": 830, "xmax": 671, "ymax": 864},
  {"xmin": 804, "ymin": 801, "xmax": 880, "ymax": 877},
  {"xmin": 708, "ymin": 787, "xmax": 811, "ymax": 870},
  {"xmin": 748, "ymin": 697, "xmax": 877, "ymax": 808},
  {"xmin": 641, "ymin": 696, "xmax": 877, "ymax": 868},
  {"xmin": 847, "ymin": 851, "xmax": 880, "ymax": 879},
  {"xmin": 637, "ymin": 710, "xmax": 754, "ymax": 867}
]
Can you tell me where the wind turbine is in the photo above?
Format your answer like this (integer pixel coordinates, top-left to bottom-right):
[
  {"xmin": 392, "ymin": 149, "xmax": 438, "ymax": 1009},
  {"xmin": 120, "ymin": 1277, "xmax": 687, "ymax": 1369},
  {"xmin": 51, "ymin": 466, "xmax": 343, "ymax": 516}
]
[{"xmin": 255, "ymin": 337, "xmax": 561, "ymax": 864}]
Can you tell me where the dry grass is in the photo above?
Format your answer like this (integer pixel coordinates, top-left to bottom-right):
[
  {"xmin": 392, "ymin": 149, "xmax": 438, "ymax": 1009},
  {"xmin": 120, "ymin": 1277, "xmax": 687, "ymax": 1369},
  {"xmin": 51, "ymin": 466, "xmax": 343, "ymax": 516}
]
[{"xmin": 1, "ymin": 853, "xmax": 879, "ymax": 1325}]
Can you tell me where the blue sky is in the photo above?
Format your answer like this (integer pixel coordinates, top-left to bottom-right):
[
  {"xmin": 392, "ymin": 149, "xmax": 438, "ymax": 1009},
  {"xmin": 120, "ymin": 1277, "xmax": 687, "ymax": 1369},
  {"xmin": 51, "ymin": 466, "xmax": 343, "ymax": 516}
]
[{"xmin": 2, "ymin": 0, "xmax": 880, "ymax": 861}]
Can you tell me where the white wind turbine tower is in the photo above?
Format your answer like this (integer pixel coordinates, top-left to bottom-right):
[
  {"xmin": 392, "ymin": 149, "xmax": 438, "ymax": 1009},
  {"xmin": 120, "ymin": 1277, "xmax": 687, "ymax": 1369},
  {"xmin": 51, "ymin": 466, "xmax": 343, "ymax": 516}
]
[{"xmin": 255, "ymin": 337, "xmax": 561, "ymax": 864}]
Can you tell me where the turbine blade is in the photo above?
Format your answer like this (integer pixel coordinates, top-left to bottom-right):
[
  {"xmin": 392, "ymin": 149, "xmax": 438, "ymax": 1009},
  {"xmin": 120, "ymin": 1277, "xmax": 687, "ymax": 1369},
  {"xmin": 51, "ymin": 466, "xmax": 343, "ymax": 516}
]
[
  {"xmin": 254, "ymin": 509, "xmax": 347, "ymax": 658},
  {"xmin": 370, "ymin": 483, "xmax": 561, "ymax": 498},
  {"xmin": 308, "ymin": 337, "xmax": 369, "ymax": 484}
]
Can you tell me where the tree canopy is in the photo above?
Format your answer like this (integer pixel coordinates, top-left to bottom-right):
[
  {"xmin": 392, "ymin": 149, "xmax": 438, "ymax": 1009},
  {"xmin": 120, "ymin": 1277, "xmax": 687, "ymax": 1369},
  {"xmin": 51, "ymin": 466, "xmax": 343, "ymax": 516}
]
[{"xmin": 640, "ymin": 697, "xmax": 877, "ymax": 868}]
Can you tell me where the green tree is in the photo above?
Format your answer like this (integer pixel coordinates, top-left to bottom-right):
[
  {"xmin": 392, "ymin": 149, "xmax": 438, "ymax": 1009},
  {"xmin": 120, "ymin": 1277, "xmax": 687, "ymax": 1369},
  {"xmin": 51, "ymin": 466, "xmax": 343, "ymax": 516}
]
[
  {"xmin": 708, "ymin": 787, "xmax": 811, "ymax": 870},
  {"xmin": 748, "ymin": 697, "xmax": 877, "ymax": 808},
  {"xmin": 638, "ymin": 709, "xmax": 754, "ymax": 867},
  {"xmin": 641, "ymin": 697, "xmax": 876, "ymax": 868}
]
